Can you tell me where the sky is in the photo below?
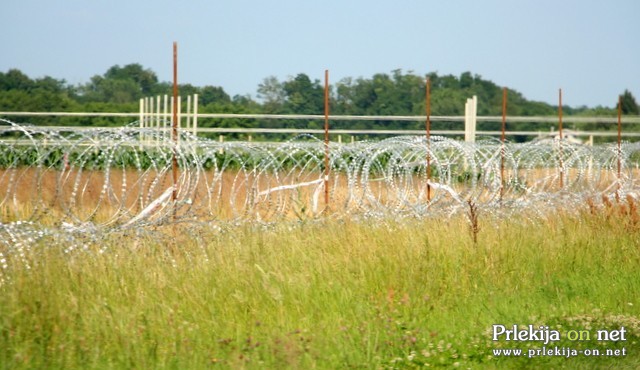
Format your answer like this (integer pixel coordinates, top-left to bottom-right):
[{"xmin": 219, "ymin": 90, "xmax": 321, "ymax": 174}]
[{"xmin": 2, "ymin": 0, "xmax": 638, "ymax": 108}]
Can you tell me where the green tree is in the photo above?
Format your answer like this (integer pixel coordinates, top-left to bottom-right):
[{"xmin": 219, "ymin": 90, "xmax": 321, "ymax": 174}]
[
  {"xmin": 34, "ymin": 76, "xmax": 67, "ymax": 93},
  {"xmin": 620, "ymin": 90, "xmax": 639, "ymax": 115},
  {"xmin": 282, "ymin": 74, "xmax": 324, "ymax": 114},
  {"xmin": 459, "ymin": 71, "xmax": 474, "ymax": 89},
  {"xmin": 334, "ymin": 77, "xmax": 356, "ymax": 114},
  {"xmin": 79, "ymin": 76, "xmax": 141, "ymax": 103},
  {"xmin": 0, "ymin": 69, "xmax": 34, "ymax": 91},
  {"xmin": 104, "ymin": 64, "xmax": 158, "ymax": 95},
  {"xmin": 257, "ymin": 76, "xmax": 285, "ymax": 113},
  {"xmin": 199, "ymin": 86, "xmax": 231, "ymax": 106},
  {"xmin": 177, "ymin": 83, "xmax": 199, "ymax": 98},
  {"xmin": 78, "ymin": 64, "xmax": 159, "ymax": 103}
]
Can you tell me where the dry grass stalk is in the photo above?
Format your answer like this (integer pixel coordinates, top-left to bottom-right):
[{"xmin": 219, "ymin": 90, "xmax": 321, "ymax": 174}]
[
  {"xmin": 601, "ymin": 194, "xmax": 615, "ymax": 219},
  {"xmin": 466, "ymin": 199, "xmax": 480, "ymax": 245},
  {"xmin": 585, "ymin": 197, "xmax": 598, "ymax": 216},
  {"xmin": 625, "ymin": 194, "xmax": 640, "ymax": 231}
]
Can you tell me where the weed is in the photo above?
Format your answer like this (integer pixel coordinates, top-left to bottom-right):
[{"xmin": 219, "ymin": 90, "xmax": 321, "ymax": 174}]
[
  {"xmin": 466, "ymin": 199, "xmax": 480, "ymax": 244},
  {"xmin": 1, "ymin": 215, "xmax": 639, "ymax": 368}
]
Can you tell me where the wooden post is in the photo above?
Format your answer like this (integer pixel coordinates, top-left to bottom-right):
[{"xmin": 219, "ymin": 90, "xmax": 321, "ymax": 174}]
[
  {"xmin": 163, "ymin": 94, "xmax": 169, "ymax": 141},
  {"xmin": 464, "ymin": 99, "xmax": 470, "ymax": 142},
  {"xmin": 139, "ymin": 98, "xmax": 144, "ymax": 128},
  {"xmin": 156, "ymin": 95, "xmax": 161, "ymax": 146},
  {"xmin": 186, "ymin": 94, "xmax": 192, "ymax": 133},
  {"xmin": 471, "ymin": 95, "xmax": 477, "ymax": 142},
  {"xmin": 323, "ymin": 69, "xmax": 330, "ymax": 211},
  {"xmin": 148, "ymin": 97, "xmax": 154, "ymax": 146},
  {"xmin": 464, "ymin": 96, "xmax": 477, "ymax": 143},
  {"xmin": 193, "ymin": 93, "xmax": 199, "ymax": 138},
  {"xmin": 139, "ymin": 98, "xmax": 144, "ymax": 149}
]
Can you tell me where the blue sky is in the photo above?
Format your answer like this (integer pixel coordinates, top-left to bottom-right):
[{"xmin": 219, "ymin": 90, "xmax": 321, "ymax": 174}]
[{"xmin": 2, "ymin": 0, "xmax": 638, "ymax": 108}]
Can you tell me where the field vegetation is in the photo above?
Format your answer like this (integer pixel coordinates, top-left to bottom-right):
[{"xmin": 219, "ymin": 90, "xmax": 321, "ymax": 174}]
[
  {"xmin": 3, "ymin": 43, "xmax": 640, "ymax": 370},
  {"xmin": 1, "ymin": 200, "xmax": 639, "ymax": 369},
  {"xmin": 2, "ymin": 66, "xmax": 638, "ymax": 142}
]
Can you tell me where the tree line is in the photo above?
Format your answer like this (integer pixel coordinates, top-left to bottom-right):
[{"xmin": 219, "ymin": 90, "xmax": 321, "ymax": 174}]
[{"xmin": 1, "ymin": 64, "xmax": 637, "ymax": 141}]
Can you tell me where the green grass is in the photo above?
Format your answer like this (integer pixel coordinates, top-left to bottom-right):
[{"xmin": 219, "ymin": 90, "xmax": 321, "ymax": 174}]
[{"xmin": 1, "ymin": 207, "xmax": 639, "ymax": 369}]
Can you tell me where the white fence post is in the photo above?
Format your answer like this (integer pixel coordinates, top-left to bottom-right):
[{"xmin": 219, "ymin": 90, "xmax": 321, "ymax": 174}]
[
  {"xmin": 464, "ymin": 99, "xmax": 470, "ymax": 142},
  {"xmin": 155, "ymin": 96, "xmax": 161, "ymax": 146},
  {"xmin": 186, "ymin": 95, "xmax": 192, "ymax": 134},
  {"xmin": 464, "ymin": 95, "xmax": 477, "ymax": 143},
  {"xmin": 139, "ymin": 98, "xmax": 144, "ymax": 148},
  {"xmin": 472, "ymin": 95, "xmax": 477, "ymax": 143},
  {"xmin": 193, "ymin": 94, "xmax": 199, "ymax": 139},
  {"xmin": 139, "ymin": 98, "xmax": 144, "ymax": 128},
  {"xmin": 163, "ymin": 94, "xmax": 169, "ymax": 141},
  {"xmin": 147, "ymin": 97, "xmax": 154, "ymax": 146}
]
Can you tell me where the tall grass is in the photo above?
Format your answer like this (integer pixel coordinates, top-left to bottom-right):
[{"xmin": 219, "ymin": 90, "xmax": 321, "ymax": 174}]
[{"xmin": 1, "ymin": 208, "xmax": 639, "ymax": 368}]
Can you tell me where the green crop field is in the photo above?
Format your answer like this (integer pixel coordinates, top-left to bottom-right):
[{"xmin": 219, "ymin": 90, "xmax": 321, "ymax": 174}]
[{"xmin": 1, "ymin": 202, "xmax": 639, "ymax": 369}]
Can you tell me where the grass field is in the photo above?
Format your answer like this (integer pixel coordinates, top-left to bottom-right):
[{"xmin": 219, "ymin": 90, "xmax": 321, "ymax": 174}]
[{"xmin": 1, "ymin": 201, "xmax": 639, "ymax": 369}]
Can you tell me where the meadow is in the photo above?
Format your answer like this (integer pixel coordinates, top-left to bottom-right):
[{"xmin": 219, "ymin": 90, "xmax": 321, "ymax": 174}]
[
  {"xmin": 1, "ymin": 122, "xmax": 639, "ymax": 368},
  {"xmin": 1, "ymin": 201, "xmax": 639, "ymax": 369}
]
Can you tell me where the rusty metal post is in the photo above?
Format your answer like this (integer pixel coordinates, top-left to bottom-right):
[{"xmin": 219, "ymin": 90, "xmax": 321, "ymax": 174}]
[
  {"xmin": 323, "ymin": 69, "xmax": 330, "ymax": 211},
  {"xmin": 617, "ymin": 95, "xmax": 622, "ymax": 201},
  {"xmin": 558, "ymin": 89, "xmax": 563, "ymax": 141},
  {"xmin": 500, "ymin": 87, "xmax": 507, "ymax": 201},
  {"xmin": 558, "ymin": 88, "xmax": 564, "ymax": 189},
  {"xmin": 172, "ymin": 42, "xmax": 179, "ymax": 216},
  {"xmin": 618, "ymin": 95, "xmax": 623, "ymax": 146},
  {"xmin": 425, "ymin": 77, "xmax": 432, "ymax": 202}
]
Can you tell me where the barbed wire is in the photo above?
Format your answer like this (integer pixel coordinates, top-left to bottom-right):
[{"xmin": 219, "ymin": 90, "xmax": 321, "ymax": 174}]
[{"xmin": 0, "ymin": 117, "xmax": 638, "ymax": 278}]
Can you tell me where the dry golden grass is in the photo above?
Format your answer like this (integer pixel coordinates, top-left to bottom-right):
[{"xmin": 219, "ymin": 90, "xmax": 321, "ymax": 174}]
[{"xmin": 0, "ymin": 164, "xmax": 634, "ymax": 225}]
